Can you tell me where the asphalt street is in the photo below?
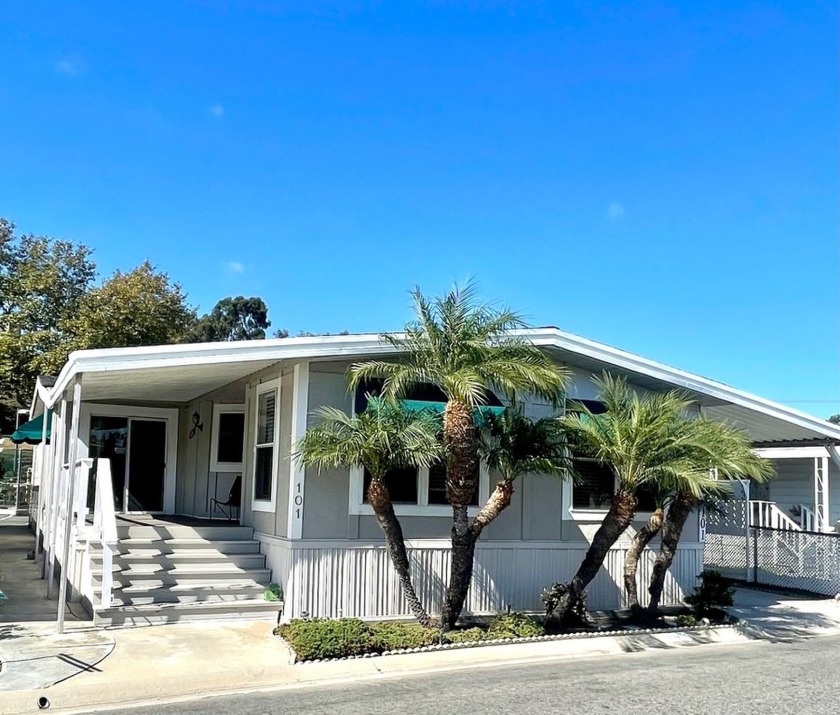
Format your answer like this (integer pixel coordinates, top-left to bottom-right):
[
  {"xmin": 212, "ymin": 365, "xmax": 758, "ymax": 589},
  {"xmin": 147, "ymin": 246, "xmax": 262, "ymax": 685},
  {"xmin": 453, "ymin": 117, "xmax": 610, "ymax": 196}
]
[{"xmin": 90, "ymin": 634, "xmax": 840, "ymax": 715}]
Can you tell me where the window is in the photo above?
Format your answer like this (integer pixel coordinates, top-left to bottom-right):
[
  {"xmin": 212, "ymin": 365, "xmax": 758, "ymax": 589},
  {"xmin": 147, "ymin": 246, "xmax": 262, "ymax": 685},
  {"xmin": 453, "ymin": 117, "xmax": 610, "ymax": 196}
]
[
  {"xmin": 253, "ymin": 383, "xmax": 278, "ymax": 510},
  {"xmin": 361, "ymin": 462, "xmax": 480, "ymax": 508},
  {"xmin": 211, "ymin": 406, "xmax": 245, "ymax": 472},
  {"xmin": 363, "ymin": 467, "xmax": 418, "ymax": 504},
  {"xmin": 428, "ymin": 461, "xmax": 479, "ymax": 506},
  {"xmin": 572, "ymin": 458, "xmax": 615, "ymax": 510}
]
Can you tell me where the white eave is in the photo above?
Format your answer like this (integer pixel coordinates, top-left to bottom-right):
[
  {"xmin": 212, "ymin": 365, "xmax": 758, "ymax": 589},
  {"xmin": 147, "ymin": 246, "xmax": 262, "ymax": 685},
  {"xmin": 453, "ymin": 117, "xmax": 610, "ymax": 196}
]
[{"xmin": 42, "ymin": 327, "xmax": 840, "ymax": 446}]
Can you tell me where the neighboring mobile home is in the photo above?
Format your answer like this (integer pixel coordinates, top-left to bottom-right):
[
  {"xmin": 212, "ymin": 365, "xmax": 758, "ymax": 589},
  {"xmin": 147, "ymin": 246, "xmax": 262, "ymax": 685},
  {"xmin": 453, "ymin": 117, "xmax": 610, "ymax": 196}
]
[{"xmin": 25, "ymin": 329, "xmax": 840, "ymax": 626}]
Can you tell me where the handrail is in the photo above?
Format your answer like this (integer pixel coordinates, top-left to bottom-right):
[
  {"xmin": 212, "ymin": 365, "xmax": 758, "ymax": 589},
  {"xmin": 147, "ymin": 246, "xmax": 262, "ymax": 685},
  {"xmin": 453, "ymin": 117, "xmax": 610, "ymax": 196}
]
[
  {"xmin": 798, "ymin": 505, "xmax": 816, "ymax": 532},
  {"xmin": 92, "ymin": 458, "xmax": 118, "ymax": 608},
  {"xmin": 749, "ymin": 500, "xmax": 802, "ymax": 532}
]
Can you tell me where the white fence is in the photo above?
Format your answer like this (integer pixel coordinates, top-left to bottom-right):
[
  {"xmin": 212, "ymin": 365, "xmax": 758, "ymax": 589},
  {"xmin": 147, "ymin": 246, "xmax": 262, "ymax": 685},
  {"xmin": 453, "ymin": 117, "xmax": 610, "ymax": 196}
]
[{"xmin": 259, "ymin": 538, "xmax": 705, "ymax": 621}]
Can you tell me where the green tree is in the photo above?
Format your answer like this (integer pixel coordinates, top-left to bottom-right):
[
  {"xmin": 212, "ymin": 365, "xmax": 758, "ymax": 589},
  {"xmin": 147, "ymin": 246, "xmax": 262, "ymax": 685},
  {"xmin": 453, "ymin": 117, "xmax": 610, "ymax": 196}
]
[
  {"xmin": 0, "ymin": 219, "xmax": 96, "ymax": 406},
  {"xmin": 57, "ymin": 261, "xmax": 196, "ymax": 356},
  {"xmin": 478, "ymin": 407, "xmax": 570, "ymax": 525},
  {"xmin": 349, "ymin": 284, "xmax": 568, "ymax": 629},
  {"xmin": 828, "ymin": 414, "xmax": 840, "ymax": 425},
  {"xmin": 549, "ymin": 374, "xmax": 771, "ymax": 625},
  {"xmin": 187, "ymin": 296, "xmax": 274, "ymax": 342},
  {"xmin": 296, "ymin": 400, "xmax": 442, "ymax": 626}
]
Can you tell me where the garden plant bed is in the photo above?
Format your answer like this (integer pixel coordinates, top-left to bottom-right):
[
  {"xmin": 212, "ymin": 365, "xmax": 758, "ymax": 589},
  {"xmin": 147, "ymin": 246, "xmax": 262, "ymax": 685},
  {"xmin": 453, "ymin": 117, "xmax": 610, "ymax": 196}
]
[{"xmin": 276, "ymin": 611, "xmax": 736, "ymax": 664}]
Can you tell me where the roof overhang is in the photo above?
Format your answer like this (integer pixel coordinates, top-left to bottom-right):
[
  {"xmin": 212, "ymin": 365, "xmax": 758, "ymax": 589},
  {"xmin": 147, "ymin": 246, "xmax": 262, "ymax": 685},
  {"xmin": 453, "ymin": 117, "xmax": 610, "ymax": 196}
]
[{"xmin": 39, "ymin": 328, "xmax": 840, "ymax": 446}]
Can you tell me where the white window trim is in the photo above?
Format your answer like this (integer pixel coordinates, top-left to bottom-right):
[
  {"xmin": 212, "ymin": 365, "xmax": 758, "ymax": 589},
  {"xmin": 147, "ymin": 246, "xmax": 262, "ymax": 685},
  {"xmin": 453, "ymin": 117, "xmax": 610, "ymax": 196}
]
[
  {"xmin": 252, "ymin": 379, "xmax": 280, "ymax": 513},
  {"xmin": 210, "ymin": 404, "xmax": 245, "ymax": 473},
  {"xmin": 561, "ymin": 467, "xmax": 656, "ymax": 522},
  {"xmin": 349, "ymin": 462, "xmax": 490, "ymax": 517}
]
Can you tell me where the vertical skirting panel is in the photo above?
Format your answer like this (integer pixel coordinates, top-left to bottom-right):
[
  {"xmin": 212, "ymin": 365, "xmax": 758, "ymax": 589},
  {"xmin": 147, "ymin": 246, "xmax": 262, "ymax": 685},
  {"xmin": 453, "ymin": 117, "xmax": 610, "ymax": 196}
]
[{"xmin": 280, "ymin": 540, "xmax": 704, "ymax": 621}]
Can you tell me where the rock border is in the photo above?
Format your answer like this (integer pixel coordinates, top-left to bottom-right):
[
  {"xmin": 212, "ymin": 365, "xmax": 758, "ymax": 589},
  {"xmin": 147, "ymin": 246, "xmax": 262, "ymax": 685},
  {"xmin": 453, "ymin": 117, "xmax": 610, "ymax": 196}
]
[{"xmin": 283, "ymin": 621, "xmax": 740, "ymax": 664}]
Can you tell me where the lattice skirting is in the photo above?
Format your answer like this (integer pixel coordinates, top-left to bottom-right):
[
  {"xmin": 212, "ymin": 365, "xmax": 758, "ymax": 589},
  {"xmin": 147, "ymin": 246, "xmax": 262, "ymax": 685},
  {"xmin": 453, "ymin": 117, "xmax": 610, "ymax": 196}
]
[{"xmin": 256, "ymin": 536, "xmax": 705, "ymax": 621}]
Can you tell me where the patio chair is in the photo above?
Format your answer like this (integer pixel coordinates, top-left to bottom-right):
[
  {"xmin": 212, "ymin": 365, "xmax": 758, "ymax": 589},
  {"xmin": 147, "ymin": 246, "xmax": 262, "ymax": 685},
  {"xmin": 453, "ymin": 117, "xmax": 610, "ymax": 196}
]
[{"xmin": 211, "ymin": 475, "xmax": 241, "ymax": 521}]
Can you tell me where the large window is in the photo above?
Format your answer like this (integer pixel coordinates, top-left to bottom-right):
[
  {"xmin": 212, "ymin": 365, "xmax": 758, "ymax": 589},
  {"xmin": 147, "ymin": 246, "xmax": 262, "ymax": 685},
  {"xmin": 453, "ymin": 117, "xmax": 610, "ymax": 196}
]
[
  {"xmin": 211, "ymin": 406, "xmax": 245, "ymax": 472},
  {"xmin": 253, "ymin": 383, "xmax": 278, "ymax": 509}
]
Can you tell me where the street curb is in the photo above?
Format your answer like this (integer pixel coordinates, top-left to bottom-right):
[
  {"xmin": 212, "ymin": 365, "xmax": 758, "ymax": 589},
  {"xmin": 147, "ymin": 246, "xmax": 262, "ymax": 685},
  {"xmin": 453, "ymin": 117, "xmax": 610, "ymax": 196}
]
[{"xmin": 0, "ymin": 623, "xmax": 753, "ymax": 715}]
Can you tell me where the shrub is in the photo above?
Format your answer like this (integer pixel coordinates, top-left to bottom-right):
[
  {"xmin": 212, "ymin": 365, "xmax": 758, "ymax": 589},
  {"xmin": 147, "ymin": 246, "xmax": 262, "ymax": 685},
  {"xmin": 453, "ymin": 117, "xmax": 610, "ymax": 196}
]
[
  {"xmin": 487, "ymin": 612, "xmax": 544, "ymax": 639},
  {"xmin": 676, "ymin": 614, "xmax": 697, "ymax": 627},
  {"xmin": 369, "ymin": 621, "xmax": 438, "ymax": 651},
  {"xmin": 443, "ymin": 627, "xmax": 487, "ymax": 644},
  {"xmin": 684, "ymin": 570, "xmax": 734, "ymax": 620},
  {"xmin": 264, "ymin": 583, "xmax": 283, "ymax": 602},
  {"xmin": 278, "ymin": 618, "xmax": 373, "ymax": 661}
]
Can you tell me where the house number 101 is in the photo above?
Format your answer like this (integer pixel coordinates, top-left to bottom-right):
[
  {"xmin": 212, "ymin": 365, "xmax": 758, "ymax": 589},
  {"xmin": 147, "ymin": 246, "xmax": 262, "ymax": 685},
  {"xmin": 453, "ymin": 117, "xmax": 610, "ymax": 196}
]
[{"xmin": 294, "ymin": 482, "xmax": 303, "ymax": 519}]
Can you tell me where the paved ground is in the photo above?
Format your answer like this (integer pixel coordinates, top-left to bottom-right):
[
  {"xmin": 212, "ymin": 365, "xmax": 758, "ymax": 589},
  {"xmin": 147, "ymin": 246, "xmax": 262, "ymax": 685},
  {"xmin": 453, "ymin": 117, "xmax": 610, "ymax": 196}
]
[
  {"xmin": 3, "ymin": 509, "xmax": 840, "ymax": 714},
  {"xmin": 72, "ymin": 634, "xmax": 840, "ymax": 715}
]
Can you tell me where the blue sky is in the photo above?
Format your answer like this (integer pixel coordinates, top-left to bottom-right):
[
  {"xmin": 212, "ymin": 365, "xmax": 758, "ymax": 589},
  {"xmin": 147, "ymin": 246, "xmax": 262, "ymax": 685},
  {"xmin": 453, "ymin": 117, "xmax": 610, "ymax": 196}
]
[{"xmin": 1, "ymin": 2, "xmax": 837, "ymax": 417}]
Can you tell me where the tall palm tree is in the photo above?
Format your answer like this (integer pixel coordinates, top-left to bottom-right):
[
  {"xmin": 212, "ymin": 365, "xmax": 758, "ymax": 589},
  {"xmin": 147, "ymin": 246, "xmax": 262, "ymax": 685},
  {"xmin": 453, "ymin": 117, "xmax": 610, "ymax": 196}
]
[
  {"xmin": 549, "ymin": 374, "xmax": 770, "ymax": 624},
  {"xmin": 646, "ymin": 424, "xmax": 772, "ymax": 615},
  {"xmin": 295, "ymin": 399, "xmax": 441, "ymax": 626},
  {"xmin": 349, "ymin": 284, "xmax": 568, "ymax": 629}
]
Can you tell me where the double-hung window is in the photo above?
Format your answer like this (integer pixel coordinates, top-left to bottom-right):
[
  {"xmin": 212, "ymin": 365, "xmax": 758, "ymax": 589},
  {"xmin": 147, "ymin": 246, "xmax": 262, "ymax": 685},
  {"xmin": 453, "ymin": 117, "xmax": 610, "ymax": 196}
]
[
  {"xmin": 211, "ymin": 405, "xmax": 245, "ymax": 473},
  {"xmin": 253, "ymin": 381, "xmax": 279, "ymax": 511}
]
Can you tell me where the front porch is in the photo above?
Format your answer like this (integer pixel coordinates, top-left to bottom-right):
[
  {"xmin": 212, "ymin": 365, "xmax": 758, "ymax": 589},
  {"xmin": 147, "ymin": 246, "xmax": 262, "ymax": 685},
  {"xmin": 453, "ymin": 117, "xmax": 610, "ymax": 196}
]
[{"xmin": 748, "ymin": 446, "xmax": 840, "ymax": 533}]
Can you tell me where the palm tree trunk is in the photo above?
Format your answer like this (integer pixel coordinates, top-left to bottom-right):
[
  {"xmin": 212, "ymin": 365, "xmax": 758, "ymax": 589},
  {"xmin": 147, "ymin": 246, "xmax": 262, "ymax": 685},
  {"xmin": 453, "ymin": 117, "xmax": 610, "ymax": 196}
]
[
  {"xmin": 441, "ymin": 399, "xmax": 479, "ymax": 631},
  {"xmin": 647, "ymin": 492, "xmax": 697, "ymax": 615},
  {"xmin": 368, "ymin": 481, "xmax": 432, "ymax": 627},
  {"xmin": 624, "ymin": 507, "xmax": 664, "ymax": 616},
  {"xmin": 548, "ymin": 488, "xmax": 637, "ymax": 626}
]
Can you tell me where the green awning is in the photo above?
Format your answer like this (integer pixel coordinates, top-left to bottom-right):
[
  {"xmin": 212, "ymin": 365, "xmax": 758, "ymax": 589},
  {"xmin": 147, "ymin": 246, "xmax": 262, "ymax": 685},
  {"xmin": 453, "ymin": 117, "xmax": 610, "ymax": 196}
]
[
  {"xmin": 11, "ymin": 412, "xmax": 51, "ymax": 445},
  {"xmin": 400, "ymin": 400, "xmax": 506, "ymax": 423}
]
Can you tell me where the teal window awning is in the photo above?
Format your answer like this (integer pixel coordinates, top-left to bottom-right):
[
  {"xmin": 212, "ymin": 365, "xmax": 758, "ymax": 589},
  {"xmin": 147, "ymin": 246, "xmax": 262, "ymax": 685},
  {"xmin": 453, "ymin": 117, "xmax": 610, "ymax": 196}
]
[
  {"xmin": 10, "ymin": 412, "xmax": 52, "ymax": 445},
  {"xmin": 399, "ymin": 400, "xmax": 506, "ymax": 423}
]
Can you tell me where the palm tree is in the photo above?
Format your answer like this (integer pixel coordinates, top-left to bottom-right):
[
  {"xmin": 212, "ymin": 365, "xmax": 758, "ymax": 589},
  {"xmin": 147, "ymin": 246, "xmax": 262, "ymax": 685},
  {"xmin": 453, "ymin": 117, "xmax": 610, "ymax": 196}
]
[
  {"xmin": 349, "ymin": 284, "xmax": 568, "ymax": 629},
  {"xmin": 477, "ymin": 407, "xmax": 570, "ymax": 526},
  {"xmin": 549, "ymin": 374, "xmax": 770, "ymax": 625},
  {"xmin": 646, "ymin": 423, "xmax": 772, "ymax": 615},
  {"xmin": 295, "ymin": 399, "xmax": 441, "ymax": 626}
]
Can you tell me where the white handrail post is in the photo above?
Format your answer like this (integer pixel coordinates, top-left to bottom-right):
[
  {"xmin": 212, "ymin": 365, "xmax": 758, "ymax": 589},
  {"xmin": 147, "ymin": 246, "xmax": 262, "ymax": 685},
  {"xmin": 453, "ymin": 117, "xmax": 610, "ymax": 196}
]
[
  {"xmin": 58, "ymin": 376, "xmax": 82, "ymax": 634},
  {"xmin": 46, "ymin": 398, "xmax": 68, "ymax": 593},
  {"xmin": 96, "ymin": 458, "xmax": 117, "ymax": 610}
]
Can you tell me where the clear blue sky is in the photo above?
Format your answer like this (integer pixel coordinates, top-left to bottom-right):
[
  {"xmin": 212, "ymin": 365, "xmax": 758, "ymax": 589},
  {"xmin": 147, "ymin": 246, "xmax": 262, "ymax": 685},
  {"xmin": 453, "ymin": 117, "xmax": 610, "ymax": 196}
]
[{"xmin": 1, "ymin": 2, "xmax": 837, "ymax": 417}]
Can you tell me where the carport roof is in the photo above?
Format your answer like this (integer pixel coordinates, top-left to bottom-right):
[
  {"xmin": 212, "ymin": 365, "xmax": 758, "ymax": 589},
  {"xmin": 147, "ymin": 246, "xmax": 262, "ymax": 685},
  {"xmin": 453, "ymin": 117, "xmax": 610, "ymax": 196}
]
[{"xmin": 36, "ymin": 327, "xmax": 840, "ymax": 446}]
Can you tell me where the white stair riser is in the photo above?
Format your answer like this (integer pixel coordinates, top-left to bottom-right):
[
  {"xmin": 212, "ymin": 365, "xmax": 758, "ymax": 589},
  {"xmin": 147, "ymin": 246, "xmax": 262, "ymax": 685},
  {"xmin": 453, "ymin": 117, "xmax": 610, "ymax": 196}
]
[{"xmin": 92, "ymin": 553, "xmax": 267, "ymax": 569}]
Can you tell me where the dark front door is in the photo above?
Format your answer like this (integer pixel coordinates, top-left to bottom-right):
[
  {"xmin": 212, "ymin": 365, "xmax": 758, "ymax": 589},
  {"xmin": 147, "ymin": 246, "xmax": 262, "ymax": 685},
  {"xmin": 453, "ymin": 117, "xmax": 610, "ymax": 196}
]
[{"xmin": 127, "ymin": 419, "xmax": 167, "ymax": 512}]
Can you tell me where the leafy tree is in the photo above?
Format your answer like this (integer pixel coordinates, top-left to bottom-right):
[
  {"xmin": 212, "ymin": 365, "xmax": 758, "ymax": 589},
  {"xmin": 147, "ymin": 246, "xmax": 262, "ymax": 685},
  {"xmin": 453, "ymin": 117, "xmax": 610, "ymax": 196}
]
[
  {"xmin": 296, "ymin": 400, "xmax": 442, "ymax": 626},
  {"xmin": 57, "ymin": 261, "xmax": 196, "ymax": 356},
  {"xmin": 549, "ymin": 375, "xmax": 771, "ymax": 625},
  {"xmin": 188, "ymin": 296, "xmax": 273, "ymax": 342},
  {"xmin": 828, "ymin": 414, "xmax": 840, "ymax": 425},
  {"xmin": 349, "ymin": 284, "xmax": 568, "ymax": 630},
  {"xmin": 0, "ymin": 219, "xmax": 96, "ymax": 406},
  {"xmin": 477, "ymin": 407, "xmax": 569, "ymax": 526}
]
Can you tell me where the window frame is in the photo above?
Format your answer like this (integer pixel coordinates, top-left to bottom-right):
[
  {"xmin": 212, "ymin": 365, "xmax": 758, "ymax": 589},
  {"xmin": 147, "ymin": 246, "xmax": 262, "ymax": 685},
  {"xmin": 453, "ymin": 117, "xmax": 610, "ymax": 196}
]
[
  {"xmin": 210, "ymin": 404, "xmax": 246, "ymax": 473},
  {"xmin": 350, "ymin": 462, "xmax": 490, "ymax": 516},
  {"xmin": 252, "ymin": 380, "xmax": 280, "ymax": 513}
]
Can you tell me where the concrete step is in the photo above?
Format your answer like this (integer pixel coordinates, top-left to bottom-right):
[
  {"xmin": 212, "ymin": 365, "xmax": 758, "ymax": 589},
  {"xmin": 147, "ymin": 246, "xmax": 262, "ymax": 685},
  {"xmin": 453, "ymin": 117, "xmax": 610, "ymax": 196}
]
[
  {"xmin": 91, "ymin": 551, "xmax": 267, "ymax": 570},
  {"xmin": 94, "ymin": 565, "xmax": 272, "ymax": 587},
  {"xmin": 93, "ymin": 599, "xmax": 283, "ymax": 627},
  {"xmin": 105, "ymin": 583, "xmax": 268, "ymax": 606},
  {"xmin": 106, "ymin": 538, "xmax": 262, "ymax": 555},
  {"xmin": 116, "ymin": 524, "xmax": 254, "ymax": 540}
]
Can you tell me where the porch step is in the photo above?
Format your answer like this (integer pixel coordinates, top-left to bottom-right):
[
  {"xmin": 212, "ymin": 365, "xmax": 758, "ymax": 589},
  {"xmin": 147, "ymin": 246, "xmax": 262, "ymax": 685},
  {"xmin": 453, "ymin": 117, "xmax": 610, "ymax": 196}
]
[
  {"xmin": 93, "ymin": 599, "xmax": 282, "ymax": 627},
  {"xmin": 86, "ymin": 522, "xmax": 276, "ymax": 627},
  {"xmin": 91, "ymin": 551, "xmax": 267, "ymax": 569},
  {"xmin": 104, "ymin": 582, "xmax": 268, "ymax": 606}
]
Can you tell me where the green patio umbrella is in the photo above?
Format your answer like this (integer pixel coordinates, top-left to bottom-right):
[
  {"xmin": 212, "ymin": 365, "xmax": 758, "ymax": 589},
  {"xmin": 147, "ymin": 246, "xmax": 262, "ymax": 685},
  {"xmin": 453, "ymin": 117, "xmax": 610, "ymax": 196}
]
[{"xmin": 10, "ymin": 412, "xmax": 52, "ymax": 445}]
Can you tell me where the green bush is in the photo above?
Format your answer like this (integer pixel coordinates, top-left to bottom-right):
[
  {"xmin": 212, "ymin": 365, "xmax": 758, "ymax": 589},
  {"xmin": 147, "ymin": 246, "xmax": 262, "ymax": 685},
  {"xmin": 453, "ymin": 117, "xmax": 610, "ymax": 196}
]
[
  {"xmin": 487, "ymin": 612, "xmax": 544, "ymax": 639},
  {"xmin": 684, "ymin": 570, "xmax": 734, "ymax": 620},
  {"xmin": 278, "ymin": 618, "xmax": 373, "ymax": 661},
  {"xmin": 676, "ymin": 614, "xmax": 697, "ymax": 627},
  {"xmin": 264, "ymin": 583, "xmax": 283, "ymax": 602},
  {"xmin": 369, "ymin": 621, "xmax": 438, "ymax": 651},
  {"xmin": 443, "ymin": 627, "xmax": 488, "ymax": 644}
]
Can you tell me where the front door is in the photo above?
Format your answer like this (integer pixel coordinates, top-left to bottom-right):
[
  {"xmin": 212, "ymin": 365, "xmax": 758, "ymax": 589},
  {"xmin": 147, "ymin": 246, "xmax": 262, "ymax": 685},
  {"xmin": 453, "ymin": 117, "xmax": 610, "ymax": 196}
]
[
  {"xmin": 88, "ymin": 416, "xmax": 168, "ymax": 513},
  {"xmin": 126, "ymin": 419, "xmax": 167, "ymax": 512}
]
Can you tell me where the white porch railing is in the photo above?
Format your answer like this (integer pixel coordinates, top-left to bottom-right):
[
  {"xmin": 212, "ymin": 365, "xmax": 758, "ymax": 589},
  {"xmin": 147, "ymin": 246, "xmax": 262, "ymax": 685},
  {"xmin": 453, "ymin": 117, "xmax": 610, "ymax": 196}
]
[
  {"xmin": 797, "ymin": 505, "xmax": 816, "ymax": 532},
  {"xmin": 90, "ymin": 459, "xmax": 118, "ymax": 609},
  {"xmin": 749, "ymin": 501, "xmax": 802, "ymax": 532}
]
